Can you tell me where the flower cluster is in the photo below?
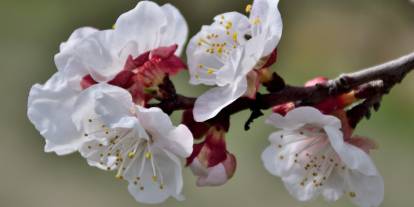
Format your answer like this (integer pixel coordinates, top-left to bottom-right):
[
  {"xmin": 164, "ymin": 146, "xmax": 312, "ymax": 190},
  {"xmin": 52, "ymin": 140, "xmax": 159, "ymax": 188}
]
[
  {"xmin": 27, "ymin": 1, "xmax": 387, "ymax": 206},
  {"xmin": 28, "ymin": 2, "xmax": 192, "ymax": 204}
]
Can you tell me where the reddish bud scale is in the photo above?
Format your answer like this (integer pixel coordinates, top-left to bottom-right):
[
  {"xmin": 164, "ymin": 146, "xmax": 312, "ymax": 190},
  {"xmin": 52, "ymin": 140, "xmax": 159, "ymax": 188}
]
[
  {"xmin": 186, "ymin": 126, "xmax": 228, "ymax": 168},
  {"xmin": 80, "ymin": 44, "xmax": 186, "ymax": 105},
  {"xmin": 222, "ymin": 153, "xmax": 237, "ymax": 179},
  {"xmin": 305, "ymin": 76, "xmax": 357, "ymax": 114},
  {"xmin": 272, "ymin": 102, "xmax": 295, "ymax": 116},
  {"xmin": 182, "ymin": 109, "xmax": 210, "ymax": 139},
  {"xmin": 332, "ymin": 110, "xmax": 378, "ymax": 153},
  {"xmin": 245, "ymin": 48, "xmax": 279, "ymax": 99}
]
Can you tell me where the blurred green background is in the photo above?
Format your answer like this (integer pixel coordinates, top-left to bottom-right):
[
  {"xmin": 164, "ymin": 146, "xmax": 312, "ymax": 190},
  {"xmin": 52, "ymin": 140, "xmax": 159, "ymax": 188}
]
[{"xmin": 1, "ymin": 0, "xmax": 413, "ymax": 206}]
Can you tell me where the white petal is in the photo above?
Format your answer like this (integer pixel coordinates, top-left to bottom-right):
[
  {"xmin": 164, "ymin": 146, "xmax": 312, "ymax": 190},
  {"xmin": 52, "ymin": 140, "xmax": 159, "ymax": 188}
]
[
  {"xmin": 135, "ymin": 107, "xmax": 193, "ymax": 157},
  {"xmin": 160, "ymin": 4, "xmax": 189, "ymax": 55},
  {"xmin": 71, "ymin": 83, "xmax": 133, "ymax": 130},
  {"xmin": 265, "ymin": 113, "xmax": 304, "ymax": 130},
  {"xmin": 262, "ymin": 131, "xmax": 315, "ymax": 177},
  {"xmin": 114, "ymin": 1, "xmax": 167, "ymax": 55},
  {"xmin": 187, "ymin": 12, "xmax": 250, "ymax": 86},
  {"xmin": 91, "ymin": 85, "xmax": 135, "ymax": 126},
  {"xmin": 196, "ymin": 163, "xmax": 228, "ymax": 187},
  {"xmin": 73, "ymin": 30, "xmax": 123, "ymax": 82},
  {"xmin": 189, "ymin": 43, "xmax": 244, "ymax": 86},
  {"xmin": 125, "ymin": 149, "xmax": 184, "ymax": 204},
  {"xmin": 285, "ymin": 107, "xmax": 342, "ymax": 129},
  {"xmin": 79, "ymin": 139, "xmax": 114, "ymax": 170},
  {"xmin": 136, "ymin": 107, "xmax": 174, "ymax": 137},
  {"xmin": 27, "ymin": 73, "xmax": 83, "ymax": 155},
  {"xmin": 321, "ymin": 170, "xmax": 345, "ymax": 202},
  {"xmin": 193, "ymin": 77, "xmax": 248, "ymax": 122},
  {"xmin": 261, "ymin": 145, "xmax": 283, "ymax": 176},
  {"xmin": 189, "ymin": 158, "xmax": 208, "ymax": 177},
  {"xmin": 238, "ymin": 33, "xmax": 267, "ymax": 75},
  {"xmin": 54, "ymin": 27, "xmax": 99, "ymax": 88},
  {"xmin": 250, "ymin": 0, "xmax": 283, "ymax": 56},
  {"xmin": 59, "ymin": 27, "xmax": 99, "ymax": 51},
  {"xmin": 325, "ymin": 126, "xmax": 378, "ymax": 176},
  {"xmin": 161, "ymin": 124, "xmax": 194, "ymax": 158},
  {"xmin": 344, "ymin": 170, "xmax": 384, "ymax": 207},
  {"xmin": 282, "ymin": 171, "xmax": 320, "ymax": 201}
]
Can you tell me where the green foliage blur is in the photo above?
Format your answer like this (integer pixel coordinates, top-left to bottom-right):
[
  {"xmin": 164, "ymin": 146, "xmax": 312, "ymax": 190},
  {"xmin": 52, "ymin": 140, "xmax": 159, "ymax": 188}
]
[{"xmin": 1, "ymin": 0, "xmax": 413, "ymax": 206}]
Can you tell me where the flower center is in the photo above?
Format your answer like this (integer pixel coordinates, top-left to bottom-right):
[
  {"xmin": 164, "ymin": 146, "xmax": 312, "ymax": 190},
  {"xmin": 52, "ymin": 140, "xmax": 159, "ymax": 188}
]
[
  {"xmin": 275, "ymin": 125, "xmax": 347, "ymax": 189},
  {"xmin": 83, "ymin": 118, "xmax": 165, "ymax": 191}
]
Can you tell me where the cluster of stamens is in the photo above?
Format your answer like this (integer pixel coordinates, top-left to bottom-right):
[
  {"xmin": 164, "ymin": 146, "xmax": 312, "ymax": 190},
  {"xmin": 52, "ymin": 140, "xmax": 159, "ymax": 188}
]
[
  {"xmin": 274, "ymin": 126, "xmax": 355, "ymax": 198},
  {"xmin": 83, "ymin": 118, "xmax": 166, "ymax": 191}
]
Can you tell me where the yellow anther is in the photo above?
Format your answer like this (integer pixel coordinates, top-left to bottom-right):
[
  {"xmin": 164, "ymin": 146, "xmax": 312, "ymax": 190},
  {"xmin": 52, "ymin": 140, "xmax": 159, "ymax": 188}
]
[
  {"xmin": 198, "ymin": 64, "xmax": 204, "ymax": 68},
  {"xmin": 245, "ymin": 4, "xmax": 252, "ymax": 13},
  {"xmin": 128, "ymin": 152, "xmax": 136, "ymax": 159},
  {"xmin": 349, "ymin": 192, "xmax": 357, "ymax": 198},
  {"xmin": 225, "ymin": 21, "xmax": 233, "ymax": 30},
  {"xmin": 195, "ymin": 74, "xmax": 200, "ymax": 80},
  {"xmin": 112, "ymin": 24, "xmax": 116, "ymax": 29},
  {"xmin": 145, "ymin": 152, "xmax": 152, "ymax": 159},
  {"xmin": 232, "ymin": 32, "xmax": 238, "ymax": 43},
  {"xmin": 207, "ymin": 68, "xmax": 215, "ymax": 75},
  {"xmin": 253, "ymin": 17, "xmax": 261, "ymax": 25},
  {"xmin": 115, "ymin": 175, "xmax": 124, "ymax": 180},
  {"xmin": 217, "ymin": 46, "xmax": 223, "ymax": 55},
  {"xmin": 152, "ymin": 176, "xmax": 158, "ymax": 182}
]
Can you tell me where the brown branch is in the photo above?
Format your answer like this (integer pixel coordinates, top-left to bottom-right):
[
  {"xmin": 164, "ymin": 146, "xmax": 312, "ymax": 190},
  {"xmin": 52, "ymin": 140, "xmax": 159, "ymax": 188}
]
[
  {"xmin": 260, "ymin": 51, "xmax": 414, "ymax": 108},
  {"xmin": 153, "ymin": 51, "xmax": 414, "ymax": 121}
]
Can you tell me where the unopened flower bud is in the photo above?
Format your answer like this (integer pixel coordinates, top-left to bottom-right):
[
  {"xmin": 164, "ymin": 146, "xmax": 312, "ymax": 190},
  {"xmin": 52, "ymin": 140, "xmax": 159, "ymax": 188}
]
[{"xmin": 187, "ymin": 126, "xmax": 236, "ymax": 187}]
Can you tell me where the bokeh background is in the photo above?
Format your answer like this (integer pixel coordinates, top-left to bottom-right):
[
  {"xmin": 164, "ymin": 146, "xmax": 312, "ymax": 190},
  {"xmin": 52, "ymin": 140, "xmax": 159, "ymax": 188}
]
[{"xmin": 1, "ymin": 0, "xmax": 414, "ymax": 206}]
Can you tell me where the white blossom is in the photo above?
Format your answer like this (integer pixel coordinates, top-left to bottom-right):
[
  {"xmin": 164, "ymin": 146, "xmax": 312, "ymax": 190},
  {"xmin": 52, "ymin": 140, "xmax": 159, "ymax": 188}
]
[
  {"xmin": 261, "ymin": 107, "xmax": 384, "ymax": 207},
  {"xmin": 187, "ymin": 0, "xmax": 283, "ymax": 122},
  {"xmin": 27, "ymin": 1, "xmax": 188, "ymax": 155},
  {"xmin": 74, "ymin": 84, "xmax": 193, "ymax": 204}
]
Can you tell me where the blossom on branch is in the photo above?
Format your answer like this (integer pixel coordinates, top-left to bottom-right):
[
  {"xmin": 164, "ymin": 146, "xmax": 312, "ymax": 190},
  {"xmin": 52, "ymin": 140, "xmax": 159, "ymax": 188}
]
[
  {"xmin": 187, "ymin": 0, "xmax": 283, "ymax": 122},
  {"xmin": 27, "ymin": 1, "xmax": 188, "ymax": 155},
  {"xmin": 75, "ymin": 84, "xmax": 193, "ymax": 204},
  {"xmin": 262, "ymin": 107, "xmax": 384, "ymax": 207}
]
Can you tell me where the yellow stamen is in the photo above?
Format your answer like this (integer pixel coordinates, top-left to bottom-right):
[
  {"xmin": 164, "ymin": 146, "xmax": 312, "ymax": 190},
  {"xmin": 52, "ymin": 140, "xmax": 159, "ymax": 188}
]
[
  {"xmin": 145, "ymin": 152, "xmax": 152, "ymax": 159},
  {"xmin": 233, "ymin": 32, "xmax": 238, "ymax": 43},
  {"xmin": 128, "ymin": 152, "xmax": 136, "ymax": 159},
  {"xmin": 245, "ymin": 4, "xmax": 252, "ymax": 13},
  {"xmin": 253, "ymin": 17, "xmax": 261, "ymax": 25},
  {"xmin": 207, "ymin": 68, "xmax": 215, "ymax": 75}
]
